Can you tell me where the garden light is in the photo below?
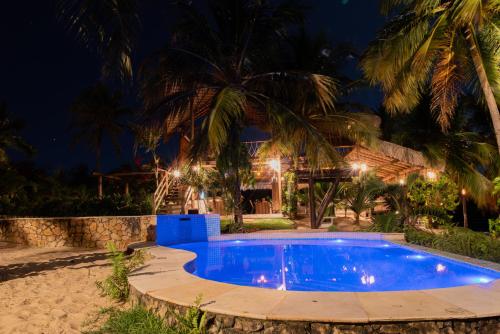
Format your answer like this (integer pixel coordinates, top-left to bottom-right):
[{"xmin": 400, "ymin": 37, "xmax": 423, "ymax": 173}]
[{"xmin": 172, "ymin": 170, "xmax": 181, "ymax": 178}]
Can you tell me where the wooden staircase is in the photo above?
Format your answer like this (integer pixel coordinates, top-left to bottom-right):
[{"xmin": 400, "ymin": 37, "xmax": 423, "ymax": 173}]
[{"xmin": 153, "ymin": 169, "xmax": 193, "ymax": 214}]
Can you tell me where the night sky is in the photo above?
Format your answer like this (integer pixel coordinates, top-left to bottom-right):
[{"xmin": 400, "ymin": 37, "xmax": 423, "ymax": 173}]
[{"xmin": 0, "ymin": 0, "xmax": 385, "ymax": 172}]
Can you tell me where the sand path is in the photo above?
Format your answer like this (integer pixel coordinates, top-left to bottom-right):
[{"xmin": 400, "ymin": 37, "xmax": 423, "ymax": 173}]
[{"xmin": 0, "ymin": 242, "xmax": 115, "ymax": 334}]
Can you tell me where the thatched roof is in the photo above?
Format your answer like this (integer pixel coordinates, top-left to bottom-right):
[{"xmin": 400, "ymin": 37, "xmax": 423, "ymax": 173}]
[{"xmin": 345, "ymin": 141, "xmax": 431, "ymax": 182}]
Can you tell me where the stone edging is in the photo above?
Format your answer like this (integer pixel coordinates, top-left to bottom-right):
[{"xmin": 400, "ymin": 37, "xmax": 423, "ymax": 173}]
[{"xmin": 129, "ymin": 234, "xmax": 500, "ymax": 333}]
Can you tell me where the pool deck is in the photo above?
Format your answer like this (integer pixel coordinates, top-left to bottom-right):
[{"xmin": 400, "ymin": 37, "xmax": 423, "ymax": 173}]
[{"xmin": 128, "ymin": 233, "xmax": 500, "ymax": 325}]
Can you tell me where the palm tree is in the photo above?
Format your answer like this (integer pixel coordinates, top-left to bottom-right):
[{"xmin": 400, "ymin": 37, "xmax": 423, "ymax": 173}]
[
  {"xmin": 69, "ymin": 83, "xmax": 130, "ymax": 174},
  {"xmin": 57, "ymin": 0, "xmax": 140, "ymax": 83},
  {"xmin": 0, "ymin": 103, "xmax": 34, "ymax": 164},
  {"xmin": 379, "ymin": 96, "xmax": 499, "ymax": 210},
  {"xmin": 343, "ymin": 174, "xmax": 385, "ymax": 225},
  {"xmin": 139, "ymin": 1, "xmax": 344, "ymax": 228},
  {"xmin": 362, "ymin": 0, "xmax": 500, "ymax": 153}
]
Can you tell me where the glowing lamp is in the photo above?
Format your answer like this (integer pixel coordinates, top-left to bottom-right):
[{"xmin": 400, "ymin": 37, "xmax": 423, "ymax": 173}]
[
  {"xmin": 172, "ymin": 170, "xmax": 181, "ymax": 178},
  {"xmin": 360, "ymin": 163, "xmax": 368, "ymax": 172},
  {"xmin": 268, "ymin": 159, "xmax": 280, "ymax": 171},
  {"xmin": 426, "ymin": 170, "xmax": 437, "ymax": 180}
]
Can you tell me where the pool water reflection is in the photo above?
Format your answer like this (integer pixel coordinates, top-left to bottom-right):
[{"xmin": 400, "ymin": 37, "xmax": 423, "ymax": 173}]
[{"xmin": 173, "ymin": 239, "xmax": 500, "ymax": 292}]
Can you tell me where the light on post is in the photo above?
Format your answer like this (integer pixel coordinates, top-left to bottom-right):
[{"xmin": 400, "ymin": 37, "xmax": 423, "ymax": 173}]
[{"xmin": 172, "ymin": 170, "xmax": 181, "ymax": 178}]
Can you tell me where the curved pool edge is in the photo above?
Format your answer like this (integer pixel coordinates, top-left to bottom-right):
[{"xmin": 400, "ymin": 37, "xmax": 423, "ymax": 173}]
[{"xmin": 128, "ymin": 234, "xmax": 500, "ymax": 332}]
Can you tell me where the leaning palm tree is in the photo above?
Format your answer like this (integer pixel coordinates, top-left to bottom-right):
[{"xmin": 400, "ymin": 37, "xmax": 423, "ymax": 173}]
[
  {"xmin": 69, "ymin": 83, "xmax": 130, "ymax": 174},
  {"xmin": 362, "ymin": 0, "xmax": 500, "ymax": 152},
  {"xmin": 140, "ymin": 1, "xmax": 344, "ymax": 228},
  {"xmin": 0, "ymin": 103, "xmax": 34, "ymax": 164}
]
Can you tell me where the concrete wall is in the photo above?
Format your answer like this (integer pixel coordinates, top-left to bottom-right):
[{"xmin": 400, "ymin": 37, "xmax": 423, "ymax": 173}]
[{"xmin": 0, "ymin": 216, "xmax": 156, "ymax": 249}]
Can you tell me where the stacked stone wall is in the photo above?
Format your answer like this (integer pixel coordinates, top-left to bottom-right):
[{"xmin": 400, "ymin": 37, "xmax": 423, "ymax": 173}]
[{"xmin": 0, "ymin": 216, "xmax": 156, "ymax": 249}]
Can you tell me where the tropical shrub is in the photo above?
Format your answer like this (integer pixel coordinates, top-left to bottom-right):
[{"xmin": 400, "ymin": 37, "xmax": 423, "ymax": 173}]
[
  {"xmin": 96, "ymin": 243, "xmax": 145, "ymax": 302},
  {"xmin": 407, "ymin": 175, "xmax": 459, "ymax": 226},
  {"xmin": 405, "ymin": 227, "xmax": 500, "ymax": 263},
  {"xmin": 368, "ymin": 212, "xmax": 403, "ymax": 233}
]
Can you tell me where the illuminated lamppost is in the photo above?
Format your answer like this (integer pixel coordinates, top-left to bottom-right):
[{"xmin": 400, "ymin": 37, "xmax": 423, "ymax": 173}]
[{"xmin": 461, "ymin": 188, "xmax": 468, "ymax": 229}]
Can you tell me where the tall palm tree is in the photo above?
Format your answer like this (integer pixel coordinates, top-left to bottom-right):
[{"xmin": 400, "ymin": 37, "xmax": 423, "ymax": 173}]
[
  {"xmin": 362, "ymin": 0, "xmax": 500, "ymax": 153},
  {"xmin": 379, "ymin": 96, "xmax": 499, "ymax": 209},
  {"xmin": 139, "ymin": 1, "xmax": 343, "ymax": 227},
  {"xmin": 57, "ymin": 0, "xmax": 140, "ymax": 83},
  {"xmin": 0, "ymin": 103, "xmax": 34, "ymax": 164},
  {"xmin": 69, "ymin": 83, "xmax": 130, "ymax": 174}
]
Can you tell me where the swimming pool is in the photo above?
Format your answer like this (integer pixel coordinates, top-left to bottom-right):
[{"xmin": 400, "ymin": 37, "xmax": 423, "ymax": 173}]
[{"xmin": 172, "ymin": 238, "xmax": 500, "ymax": 292}]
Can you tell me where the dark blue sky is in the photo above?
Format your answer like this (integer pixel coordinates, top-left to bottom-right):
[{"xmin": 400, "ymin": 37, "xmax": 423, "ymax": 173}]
[{"xmin": 0, "ymin": 0, "xmax": 385, "ymax": 172}]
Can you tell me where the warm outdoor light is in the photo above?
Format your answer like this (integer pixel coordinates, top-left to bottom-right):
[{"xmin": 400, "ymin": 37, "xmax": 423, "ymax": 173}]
[
  {"xmin": 399, "ymin": 178, "xmax": 405, "ymax": 185},
  {"xmin": 351, "ymin": 162, "xmax": 360, "ymax": 170},
  {"xmin": 268, "ymin": 159, "xmax": 280, "ymax": 172},
  {"xmin": 192, "ymin": 165, "xmax": 199, "ymax": 172},
  {"xmin": 360, "ymin": 163, "xmax": 368, "ymax": 172},
  {"xmin": 461, "ymin": 188, "xmax": 467, "ymax": 196},
  {"xmin": 172, "ymin": 170, "xmax": 181, "ymax": 178},
  {"xmin": 426, "ymin": 170, "xmax": 437, "ymax": 180}
]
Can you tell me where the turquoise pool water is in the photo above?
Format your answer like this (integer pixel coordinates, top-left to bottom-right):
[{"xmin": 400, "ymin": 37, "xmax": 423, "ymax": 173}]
[{"xmin": 172, "ymin": 238, "xmax": 500, "ymax": 292}]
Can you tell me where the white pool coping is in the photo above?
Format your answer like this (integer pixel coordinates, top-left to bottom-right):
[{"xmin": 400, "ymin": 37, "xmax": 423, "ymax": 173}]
[{"xmin": 129, "ymin": 233, "xmax": 500, "ymax": 323}]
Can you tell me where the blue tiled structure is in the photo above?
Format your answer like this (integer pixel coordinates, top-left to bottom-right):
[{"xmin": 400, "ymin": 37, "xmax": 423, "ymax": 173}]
[{"xmin": 156, "ymin": 214, "xmax": 220, "ymax": 246}]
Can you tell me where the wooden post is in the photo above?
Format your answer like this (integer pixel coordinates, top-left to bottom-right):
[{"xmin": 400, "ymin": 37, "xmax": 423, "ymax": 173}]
[
  {"xmin": 125, "ymin": 182, "xmax": 129, "ymax": 196},
  {"xmin": 308, "ymin": 177, "xmax": 316, "ymax": 229}
]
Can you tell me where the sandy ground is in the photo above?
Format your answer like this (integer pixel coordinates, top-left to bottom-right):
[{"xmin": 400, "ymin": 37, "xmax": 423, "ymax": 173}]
[{"xmin": 0, "ymin": 241, "xmax": 115, "ymax": 334}]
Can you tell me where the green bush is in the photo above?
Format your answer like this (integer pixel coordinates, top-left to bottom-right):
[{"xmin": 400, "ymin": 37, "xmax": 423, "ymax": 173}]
[
  {"xmin": 368, "ymin": 212, "xmax": 404, "ymax": 233},
  {"xmin": 327, "ymin": 224, "xmax": 337, "ymax": 232},
  {"xmin": 405, "ymin": 227, "xmax": 500, "ymax": 263},
  {"xmin": 83, "ymin": 303, "xmax": 206, "ymax": 334},
  {"xmin": 96, "ymin": 243, "xmax": 145, "ymax": 302},
  {"xmin": 220, "ymin": 218, "xmax": 294, "ymax": 233}
]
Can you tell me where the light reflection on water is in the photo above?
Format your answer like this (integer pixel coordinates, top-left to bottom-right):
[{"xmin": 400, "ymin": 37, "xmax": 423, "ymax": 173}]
[{"xmin": 173, "ymin": 239, "xmax": 500, "ymax": 292}]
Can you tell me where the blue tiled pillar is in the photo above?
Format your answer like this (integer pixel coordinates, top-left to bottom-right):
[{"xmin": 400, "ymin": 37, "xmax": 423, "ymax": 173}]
[{"xmin": 156, "ymin": 214, "xmax": 220, "ymax": 246}]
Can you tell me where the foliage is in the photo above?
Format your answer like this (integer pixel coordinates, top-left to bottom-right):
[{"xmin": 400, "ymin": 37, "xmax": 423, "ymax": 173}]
[
  {"xmin": 327, "ymin": 224, "xmax": 337, "ymax": 232},
  {"xmin": 0, "ymin": 103, "xmax": 34, "ymax": 164},
  {"xmin": 405, "ymin": 227, "xmax": 500, "ymax": 263},
  {"xmin": 220, "ymin": 218, "xmax": 294, "ymax": 233},
  {"xmin": 368, "ymin": 212, "xmax": 404, "ymax": 233},
  {"xmin": 378, "ymin": 98, "xmax": 499, "ymax": 209},
  {"xmin": 57, "ymin": 0, "xmax": 140, "ymax": 83},
  {"xmin": 83, "ymin": 303, "xmax": 207, "ymax": 334},
  {"xmin": 488, "ymin": 176, "xmax": 500, "ymax": 237},
  {"xmin": 362, "ymin": 0, "xmax": 500, "ymax": 149},
  {"xmin": 344, "ymin": 174, "xmax": 385, "ymax": 224},
  {"xmin": 96, "ymin": 242, "xmax": 145, "ymax": 302},
  {"xmin": 69, "ymin": 83, "xmax": 130, "ymax": 171},
  {"xmin": 282, "ymin": 171, "xmax": 298, "ymax": 219},
  {"xmin": 0, "ymin": 163, "xmax": 153, "ymax": 217},
  {"xmin": 407, "ymin": 175, "xmax": 459, "ymax": 226}
]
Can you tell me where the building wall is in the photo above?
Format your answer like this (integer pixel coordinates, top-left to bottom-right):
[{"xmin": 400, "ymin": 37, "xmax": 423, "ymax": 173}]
[{"xmin": 0, "ymin": 216, "xmax": 156, "ymax": 249}]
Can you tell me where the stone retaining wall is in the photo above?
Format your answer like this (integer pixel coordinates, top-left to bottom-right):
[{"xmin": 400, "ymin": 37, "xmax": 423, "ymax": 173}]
[
  {"xmin": 0, "ymin": 216, "xmax": 156, "ymax": 249},
  {"xmin": 130, "ymin": 286, "xmax": 499, "ymax": 334}
]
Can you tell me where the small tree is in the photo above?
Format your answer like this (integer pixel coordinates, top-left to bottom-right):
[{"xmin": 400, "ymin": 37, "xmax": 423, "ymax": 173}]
[
  {"xmin": 131, "ymin": 122, "xmax": 163, "ymax": 185},
  {"xmin": 344, "ymin": 175, "xmax": 385, "ymax": 225}
]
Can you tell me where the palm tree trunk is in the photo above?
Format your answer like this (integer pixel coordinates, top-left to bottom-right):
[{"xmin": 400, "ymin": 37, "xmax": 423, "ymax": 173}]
[
  {"xmin": 465, "ymin": 27, "xmax": 500, "ymax": 153},
  {"xmin": 233, "ymin": 168, "xmax": 243, "ymax": 229}
]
